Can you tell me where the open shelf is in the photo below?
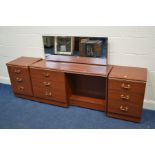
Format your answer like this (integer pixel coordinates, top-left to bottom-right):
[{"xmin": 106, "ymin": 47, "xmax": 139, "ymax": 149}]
[
  {"xmin": 67, "ymin": 73, "xmax": 107, "ymax": 111},
  {"xmin": 67, "ymin": 74, "xmax": 106, "ymax": 99}
]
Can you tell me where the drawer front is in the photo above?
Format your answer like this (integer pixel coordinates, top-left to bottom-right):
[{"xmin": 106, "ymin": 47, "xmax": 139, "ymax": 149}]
[
  {"xmin": 9, "ymin": 66, "xmax": 27, "ymax": 75},
  {"xmin": 108, "ymin": 90, "xmax": 144, "ymax": 106},
  {"xmin": 7, "ymin": 66, "xmax": 33, "ymax": 96},
  {"xmin": 108, "ymin": 79, "xmax": 146, "ymax": 95},
  {"xmin": 32, "ymin": 84, "xmax": 66, "ymax": 102},
  {"xmin": 30, "ymin": 68, "xmax": 65, "ymax": 83},
  {"xmin": 108, "ymin": 99, "xmax": 142, "ymax": 117}
]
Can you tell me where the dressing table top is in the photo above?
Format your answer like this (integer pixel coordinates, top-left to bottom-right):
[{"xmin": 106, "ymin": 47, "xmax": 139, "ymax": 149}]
[{"xmin": 30, "ymin": 59, "xmax": 112, "ymax": 77}]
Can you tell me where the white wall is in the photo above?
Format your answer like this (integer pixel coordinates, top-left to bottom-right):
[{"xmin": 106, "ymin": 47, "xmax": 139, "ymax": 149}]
[{"xmin": 0, "ymin": 26, "xmax": 155, "ymax": 110}]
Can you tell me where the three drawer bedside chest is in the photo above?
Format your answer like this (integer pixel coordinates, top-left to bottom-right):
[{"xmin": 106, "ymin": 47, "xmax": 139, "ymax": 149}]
[
  {"xmin": 107, "ymin": 66, "xmax": 147, "ymax": 122},
  {"xmin": 6, "ymin": 57, "xmax": 147, "ymax": 123},
  {"xmin": 7, "ymin": 57, "xmax": 41, "ymax": 97}
]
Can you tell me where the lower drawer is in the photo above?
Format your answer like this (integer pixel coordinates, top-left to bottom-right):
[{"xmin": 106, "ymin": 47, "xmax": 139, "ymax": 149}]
[
  {"xmin": 108, "ymin": 99, "xmax": 142, "ymax": 117},
  {"xmin": 32, "ymin": 85, "xmax": 67, "ymax": 103},
  {"xmin": 12, "ymin": 83, "xmax": 33, "ymax": 96}
]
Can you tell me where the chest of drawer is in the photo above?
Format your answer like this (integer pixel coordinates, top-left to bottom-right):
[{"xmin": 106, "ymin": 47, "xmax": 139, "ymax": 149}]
[
  {"xmin": 108, "ymin": 99, "xmax": 142, "ymax": 117},
  {"xmin": 30, "ymin": 68, "xmax": 65, "ymax": 83},
  {"xmin": 30, "ymin": 68, "xmax": 67, "ymax": 103},
  {"xmin": 107, "ymin": 66, "xmax": 147, "ymax": 122},
  {"xmin": 108, "ymin": 90, "xmax": 144, "ymax": 106},
  {"xmin": 108, "ymin": 79, "xmax": 146, "ymax": 95},
  {"xmin": 7, "ymin": 65, "xmax": 33, "ymax": 96}
]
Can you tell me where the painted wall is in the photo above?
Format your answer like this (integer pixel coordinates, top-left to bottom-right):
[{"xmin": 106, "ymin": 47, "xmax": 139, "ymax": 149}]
[{"xmin": 0, "ymin": 26, "xmax": 155, "ymax": 109}]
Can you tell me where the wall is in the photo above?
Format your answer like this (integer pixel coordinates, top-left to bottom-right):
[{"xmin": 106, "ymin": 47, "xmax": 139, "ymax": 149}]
[{"xmin": 0, "ymin": 26, "xmax": 155, "ymax": 110}]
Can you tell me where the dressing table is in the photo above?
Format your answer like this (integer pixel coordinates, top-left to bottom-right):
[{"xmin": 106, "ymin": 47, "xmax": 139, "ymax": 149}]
[{"xmin": 6, "ymin": 56, "xmax": 147, "ymax": 122}]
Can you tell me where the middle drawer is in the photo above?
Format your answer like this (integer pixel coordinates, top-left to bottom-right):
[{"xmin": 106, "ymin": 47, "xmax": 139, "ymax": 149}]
[{"xmin": 108, "ymin": 90, "xmax": 144, "ymax": 106}]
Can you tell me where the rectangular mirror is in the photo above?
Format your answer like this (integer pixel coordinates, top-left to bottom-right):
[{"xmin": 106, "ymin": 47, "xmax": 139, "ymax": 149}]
[{"xmin": 42, "ymin": 36, "xmax": 108, "ymax": 65}]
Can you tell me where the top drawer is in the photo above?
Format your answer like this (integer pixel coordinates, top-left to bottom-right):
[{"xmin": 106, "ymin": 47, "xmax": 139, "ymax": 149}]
[
  {"xmin": 108, "ymin": 79, "xmax": 146, "ymax": 95},
  {"xmin": 8, "ymin": 66, "xmax": 28, "ymax": 76},
  {"xmin": 30, "ymin": 68, "xmax": 65, "ymax": 83}
]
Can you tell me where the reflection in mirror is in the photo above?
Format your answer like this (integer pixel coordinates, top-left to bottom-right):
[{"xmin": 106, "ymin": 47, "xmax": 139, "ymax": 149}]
[{"xmin": 42, "ymin": 36, "xmax": 108, "ymax": 64}]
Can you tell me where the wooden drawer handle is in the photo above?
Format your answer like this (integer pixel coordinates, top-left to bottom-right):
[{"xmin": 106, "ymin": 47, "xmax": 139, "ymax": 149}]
[
  {"xmin": 44, "ymin": 73, "xmax": 50, "ymax": 77},
  {"xmin": 16, "ymin": 77, "xmax": 23, "ymax": 82},
  {"xmin": 14, "ymin": 69, "xmax": 21, "ymax": 74},
  {"xmin": 121, "ymin": 83, "xmax": 131, "ymax": 89},
  {"xmin": 45, "ymin": 92, "xmax": 52, "ymax": 96},
  {"xmin": 43, "ymin": 81, "xmax": 51, "ymax": 86},
  {"xmin": 120, "ymin": 94, "xmax": 130, "ymax": 100},
  {"xmin": 120, "ymin": 105, "xmax": 128, "ymax": 112},
  {"xmin": 18, "ymin": 86, "xmax": 24, "ymax": 91}
]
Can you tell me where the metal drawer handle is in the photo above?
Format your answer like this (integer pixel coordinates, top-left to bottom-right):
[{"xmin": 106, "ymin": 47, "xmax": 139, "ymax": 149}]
[
  {"xmin": 45, "ymin": 92, "xmax": 52, "ymax": 96},
  {"xmin": 14, "ymin": 69, "xmax": 21, "ymax": 74},
  {"xmin": 44, "ymin": 73, "xmax": 50, "ymax": 77},
  {"xmin": 43, "ymin": 81, "xmax": 51, "ymax": 86},
  {"xmin": 120, "ymin": 105, "xmax": 128, "ymax": 112},
  {"xmin": 121, "ymin": 83, "xmax": 131, "ymax": 89},
  {"xmin": 18, "ymin": 86, "xmax": 24, "ymax": 90},
  {"xmin": 16, "ymin": 77, "xmax": 22, "ymax": 82},
  {"xmin": 120, "ymin": 94, "xmax": 130, "ymax": 100}
]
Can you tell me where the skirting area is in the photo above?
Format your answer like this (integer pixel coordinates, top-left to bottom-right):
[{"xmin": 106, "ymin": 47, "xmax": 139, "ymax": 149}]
[{"xmin": 0, "ymin": 83, "xmax": 155, "ymax": 129}]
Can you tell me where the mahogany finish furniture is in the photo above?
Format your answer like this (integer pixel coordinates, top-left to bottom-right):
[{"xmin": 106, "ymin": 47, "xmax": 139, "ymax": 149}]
[
  {"xmin": 6, "ymin": 57, "xmax": 147, "ymax": 123},
  {"xmin": 107, "ymin": 66, "xmax": 147, "ymax": 122},
  {"xmin": 7, "ymin": 57, "xmax": 41, "ymax": 96},
  {"xmin": 29, "ymin": 59, "xmax": 112, "ymax": 111}
]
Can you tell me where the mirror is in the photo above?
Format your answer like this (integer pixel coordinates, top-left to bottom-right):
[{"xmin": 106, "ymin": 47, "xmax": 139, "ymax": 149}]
[{"xmin": 42, "ymin": 36, "xmax": 108, "ymax": 65}]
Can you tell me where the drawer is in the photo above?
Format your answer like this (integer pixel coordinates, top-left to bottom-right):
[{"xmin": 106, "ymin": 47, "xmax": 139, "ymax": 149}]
[
  {"xmin": 12, "ymin": 83, "xmax": 33, "ymax": 96},
  {"xmin": 10, "ymin": 74, "xmax": 32, "ymax": 85},
  {"xmin": 32, "ymin": 84, "xmax": 67, "ymax": 102},
  {"xmin": 30, "ymin": 68, "xmax": 65, "ymax": 83},
  {"xmin": 8, "ymin": 66, "xmax": 30, "ymax": 82},
  {"xmin": 8, "ymin": 66, "xmax": 27, "ymax": 75},
  {"xmin": 31, "ymin": 79, "xmax": 53, "ymax": 89},
  {"xmin": 108, "ymin": 79, "xmax": 146, "ymax": 95},
  {"xmin": 7, "ymin": 66, "xmax": 33, "ymax": 96},
  {"xmin": 108, "ymin": 90, "xmax": 144, "ymax": 106},
  {"xmin": 108, "ymin": 99, "xmax": 142, "ymax": 117}
]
